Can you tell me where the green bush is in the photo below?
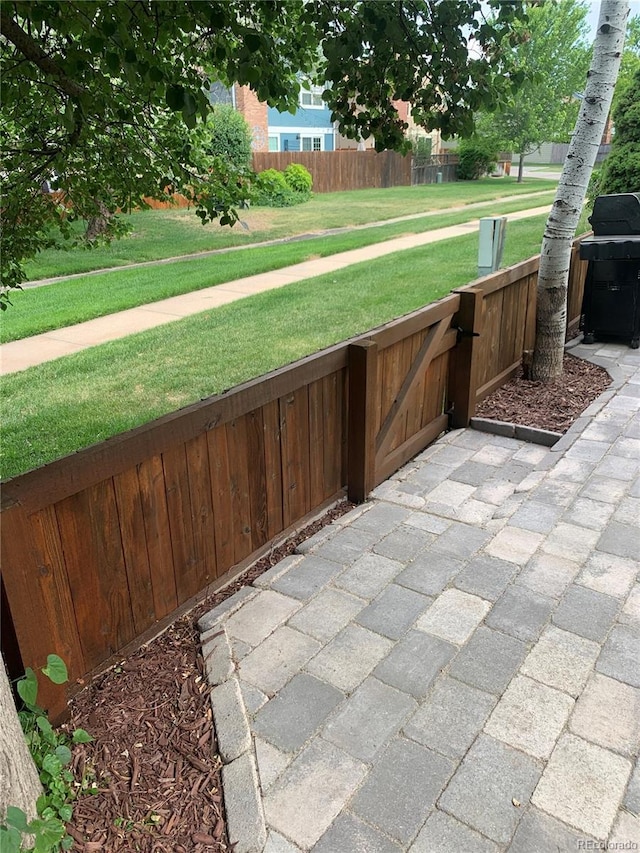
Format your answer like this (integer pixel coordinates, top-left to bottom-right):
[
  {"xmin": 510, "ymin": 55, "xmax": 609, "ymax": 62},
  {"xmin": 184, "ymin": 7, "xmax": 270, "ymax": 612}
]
[
  {"xmin": 203, "ymin": 104, "xmax": 253, "ymax": 171},
  {"xmin": 253, "ymin": 167, "xmax": 312, "ymax": 207},
  {"xmin": 456, "ymin": 139, "xmax": 497, "ymax": 180},
  {"xmin": 283, "ymin": 163, "xmax": 313, "ymax": 196},
  {"xmin": 598, "ymin": 67, "xmax": 640, "ymax": 196}
]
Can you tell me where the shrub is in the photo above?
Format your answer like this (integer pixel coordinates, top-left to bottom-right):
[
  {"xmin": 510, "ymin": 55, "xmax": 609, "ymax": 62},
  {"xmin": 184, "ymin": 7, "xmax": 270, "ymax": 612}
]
[
  {"xmin": 283, "ymin": 163, "xmax": 313, "ymax": 196},
  {"xmin": 252, "ymin": 167, "xmax": 312, "ymax": 207},
  {"xmin": 598, "ymin": 67, "xmax": 640, "ymax": 196},
  {"xmin": 456, "ymin": 139, "xmax": 497, "ymax": 180},
  {"xmin": 203, "ymin": 105, "xmax": 253, "ymax": 171}
]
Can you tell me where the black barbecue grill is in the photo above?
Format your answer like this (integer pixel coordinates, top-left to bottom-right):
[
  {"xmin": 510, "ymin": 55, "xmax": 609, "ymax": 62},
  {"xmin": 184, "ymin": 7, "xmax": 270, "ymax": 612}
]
[{"xmin": 579, "ymin": 192, "xmax": 640, "ymax": 349}]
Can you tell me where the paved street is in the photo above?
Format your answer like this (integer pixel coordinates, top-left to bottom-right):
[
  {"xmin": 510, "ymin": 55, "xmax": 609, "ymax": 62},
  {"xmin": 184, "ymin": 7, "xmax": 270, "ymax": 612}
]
[{"xmin": 199, "ymin": 340, "xmax": 640, "ymax": 853}]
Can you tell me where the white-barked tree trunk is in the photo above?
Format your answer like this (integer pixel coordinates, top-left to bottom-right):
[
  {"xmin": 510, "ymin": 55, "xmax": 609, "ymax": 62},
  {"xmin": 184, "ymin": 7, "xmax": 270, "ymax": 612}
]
[
  {"xmin": 530, "ymin": 0, "xmax": 629, "ymax": 381},
  {"xmin": 1, "ymin": 658, "xmax": 42, "ymax": 826}
]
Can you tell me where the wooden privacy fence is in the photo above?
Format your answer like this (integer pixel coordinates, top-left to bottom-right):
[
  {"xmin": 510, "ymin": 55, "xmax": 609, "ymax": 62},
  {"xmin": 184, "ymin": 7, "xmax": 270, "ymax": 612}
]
[
  {"xmin": 1, "ymin": 239, "xmax": 588, "ymax": 721},
  {"xmin": 252, "ymin": 150, "xmax": 412, "ymax": 193}
]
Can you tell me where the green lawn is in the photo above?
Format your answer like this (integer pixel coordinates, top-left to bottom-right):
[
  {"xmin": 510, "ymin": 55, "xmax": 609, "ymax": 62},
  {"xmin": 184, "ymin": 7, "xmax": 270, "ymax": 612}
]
[
  {"xmin": 2, "ymin": 192, "xmax": 555, "ymax": 343},
  {"xmin": 22, "ymin": 177, "xmax": 557, "ymax": 280},
  {"xmin": 1, "ymin": 214, "xmax": 550, "ymax": 480}
]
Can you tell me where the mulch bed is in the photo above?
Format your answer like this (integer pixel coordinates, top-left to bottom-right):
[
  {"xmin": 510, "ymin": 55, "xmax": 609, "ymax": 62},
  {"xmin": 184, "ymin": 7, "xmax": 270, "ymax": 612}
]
[
  {"xmin": 475, "ymin": 352, "xmax": 611, "ymax": 433},
  {"xmin": 64, "ymin": 352, "xmax": 612, "ymax": 851},
  {"xmin": 66, "ymin": 502, "xmax": 355, "ymax": 852}
]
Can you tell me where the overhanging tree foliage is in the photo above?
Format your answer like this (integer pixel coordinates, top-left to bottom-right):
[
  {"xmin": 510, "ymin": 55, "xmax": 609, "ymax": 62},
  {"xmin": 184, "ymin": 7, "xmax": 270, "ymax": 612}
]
[
  {"xmin": 476, "ymin": 0, "xmax": 591, "ymax": 182},
  {"xmin": 530, "ymin": 0, "xmax": 629, "ymax": 382},
  {"xmin": 1, "ymin": 0, "xmax": 526, "ymax": 301},
  {"xmin": 597, "ymin": 65, "xmax": 640, "ymax": 196}
]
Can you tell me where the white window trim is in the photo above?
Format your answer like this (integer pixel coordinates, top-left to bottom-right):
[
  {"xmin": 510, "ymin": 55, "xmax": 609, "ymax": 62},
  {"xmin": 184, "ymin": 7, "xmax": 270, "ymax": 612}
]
[
  {"xmin": 300, "ymin": 135, "xmax": 323, "ymax": 152},
  {"xmin": 299, "ymin": 83, "xmax": 326, "ymax": 110}
]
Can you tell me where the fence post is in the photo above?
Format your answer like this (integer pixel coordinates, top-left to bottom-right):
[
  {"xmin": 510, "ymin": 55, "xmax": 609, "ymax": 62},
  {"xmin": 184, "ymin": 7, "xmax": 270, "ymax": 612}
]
[
  {"xmin": 347, "ymin": 340, "xmax": 378, "ymax": 503},
  {"xmin": 449, "ymin": 287, "xmax": 484, "ymax": 429}
]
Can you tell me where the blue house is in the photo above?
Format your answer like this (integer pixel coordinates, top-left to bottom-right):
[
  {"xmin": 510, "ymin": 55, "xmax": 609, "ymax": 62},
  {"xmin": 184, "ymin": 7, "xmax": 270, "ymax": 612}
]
[{"xmin": 267, "ymin": 83, "xmax": 335, "ymax": 152}]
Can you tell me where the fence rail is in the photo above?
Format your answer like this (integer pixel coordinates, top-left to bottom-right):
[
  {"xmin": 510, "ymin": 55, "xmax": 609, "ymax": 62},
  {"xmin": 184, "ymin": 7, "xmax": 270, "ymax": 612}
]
[{"xmin": 1, "ymin": 239, "xmax": 588, "ymax": 721}]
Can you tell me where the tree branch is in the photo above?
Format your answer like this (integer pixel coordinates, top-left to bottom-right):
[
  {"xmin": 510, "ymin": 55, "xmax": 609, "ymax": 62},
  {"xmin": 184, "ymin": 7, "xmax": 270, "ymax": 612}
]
[{"xmin": 0, "ymin": 10, "xmax": 88, "ymax": 99}]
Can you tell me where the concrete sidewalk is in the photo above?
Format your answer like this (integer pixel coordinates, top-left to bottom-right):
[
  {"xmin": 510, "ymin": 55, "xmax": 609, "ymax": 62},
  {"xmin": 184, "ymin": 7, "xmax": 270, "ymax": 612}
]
[
  {"xmin": 1, "ymin": 205, "xmax": 549, "ymax": 375},
  {"xmin": 198, "ymin": 341, "xmax": 640, "ymax": 853}
]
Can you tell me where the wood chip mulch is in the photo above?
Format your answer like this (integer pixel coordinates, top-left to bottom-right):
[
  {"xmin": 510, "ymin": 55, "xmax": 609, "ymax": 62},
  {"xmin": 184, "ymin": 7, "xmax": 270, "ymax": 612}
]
[
  {"xmin": 475, "ymin": 353, "xmax": 611, "ymax": 434},
  {"xmin": 65, "ymin": 501, "xmax": 355, "ymax": 852},
  {"xmin": 63, "ymin": 353, "xmax": 612, "ymax": 850}
]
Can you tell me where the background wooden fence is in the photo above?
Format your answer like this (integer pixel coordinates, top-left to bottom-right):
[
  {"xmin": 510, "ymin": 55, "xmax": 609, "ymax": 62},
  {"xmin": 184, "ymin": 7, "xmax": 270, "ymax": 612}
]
[
  {"xmin": 252, "ymin": 150, "xmax": 412, "ymax": 193},
  {"xmin": 1, "ymin": 241, "xmax": 587, "ymax": 721}
]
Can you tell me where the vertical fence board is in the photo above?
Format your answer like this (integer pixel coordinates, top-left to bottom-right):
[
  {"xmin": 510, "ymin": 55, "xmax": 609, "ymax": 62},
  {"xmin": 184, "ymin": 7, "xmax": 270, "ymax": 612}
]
[
  {"xmin": 280, "ymin": 389, "xmax": 311, "ymax": 528},
  {"xmin": 308, "ymin": 380, "xmax": 326, "ymax": 508},
  {"xmin": 185, "ymin": 433, "xmax": 216, "ymax": 589},
  {"xmin": 262, "ymin": 400, "xmax": 284, "ymax": 540},
  {"xmin": 322, "ymin": 372, "xmax": 345, "ymax": 498},
  {"xmin": 225, "ymin": 416, "xmax": 254, "ymax": 565},
  {"xmin": 113, "ymin": 468, "xmax": 156, "ymax": 635},
  {"xmin": 246, "ymin": 409, "xmax": 269, "ymax": 552},
  {"xmin": 137, "ymin": 456, "xmax": 178, "ymax": 619},
  {"xmin": 55, "ymin": 481, "xmax": 135, "ymax": 668},
  {"xmin": 207, "ymin": 425, "xmax": 235, "ymax": 575},
  {"xmin": 162, "ymin": 445, "xmax": 198, "ymax": 604}
]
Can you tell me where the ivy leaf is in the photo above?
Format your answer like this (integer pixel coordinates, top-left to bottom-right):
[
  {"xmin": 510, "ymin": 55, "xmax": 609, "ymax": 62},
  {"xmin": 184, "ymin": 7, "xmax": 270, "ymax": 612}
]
[
  {"xmin": 72, "ymin": 728, "xmax": 93, "ymax": 744},
  {"xmin": 17, "ymin": 668, "xmax": 38, "ymax": 707},
  {"xmin": 5, "ymin": 807, "xmax": 29, "ymax": 832},
  {"xmin": 0, "ymin": 826, "xmax": 22, "ymax": 853},
  {"xmin": 55, "ymin": 744, "xmax": 73, "ymax": 765},
  {"xmin": 42, "ymin": 654, "xmax": 68, "ymax": 685}
]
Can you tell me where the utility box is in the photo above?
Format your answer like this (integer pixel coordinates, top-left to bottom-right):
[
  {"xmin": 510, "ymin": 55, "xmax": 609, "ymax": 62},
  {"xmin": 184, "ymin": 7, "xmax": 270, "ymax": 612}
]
[
  {"xmin": 478, "ymin": 216, "xmax": 507, "ymax": 277},
  {"xmin": 579, "ymin": 193, "xmax": 640, "ymax": 349}
]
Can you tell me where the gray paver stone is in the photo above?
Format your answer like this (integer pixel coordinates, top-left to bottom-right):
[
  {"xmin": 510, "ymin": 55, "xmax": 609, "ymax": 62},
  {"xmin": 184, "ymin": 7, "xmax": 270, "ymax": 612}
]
[
  {"xmin": 305, "ymin": 624, "xmax": 393, "ymax": 692},
  {"xmin": 253, "ymin": 673, "xmax": 344, "ymax": 752},
  {"xmin": 563, "ymin": 496, "xmax": 615, "ymax": 531},
  {"xmin": 597, "ymin": 521, "xmax": 640, "ymax": 560},
  {"xmin": 516, "ymin": 552, "xmax": 581, "ymax": 599},
  {"xmin": 334, "ymin": 553, "xmax": 404, "ymax": 599},
  {"xmin": 485, "ymin": 525, "xmax": 544, "ymax": 565},
  {"xmin": 355, "ymin": 584, "xmax": 433, "ymax": 640},
  {"xmin": 198, "ymin": 587, "xmax": 259, "ymax": 632},
  {"xmin": 438, "ymin": 734, "xmax": 541, "ymax": 844},
  {"xmin": 210, "ymin": 677, "xmax": 251, "ymax": 763},
  {"xmin": 373, "ymin": 525, "xmax": 435, "ymax": 562},
  {"xmin": 312, "ymin": 527, "xmax": 381, "ymax": 564},
  {"xmin": 483, "ymin": 674, "xmax": 574, "ymax": 760},
  {"xmin": 271, "ymin": 556, "xmax": 344, "ymax": 601},
  {"xmin": 254, "ymin": 737, "xmax": 291, "ymax": 791},
  {"xmin": 350, "ymin": 737, "xmax": 455, "ymax": 844},
  {"xmin": 448, "ymin": 626, "xmax": 528, "ymax": 694},
  {"xmin": 311, "ymin": 814, "xmax": 402, "ymax": 853},
  {"xmin": 624, "ymin": 759, "xmax": 640, "ymax": 815},
  {"xmin": 351, "ymin": 502, "xmax": 412, "ymax": 535},
  {"xmin": 253, "ymin": 554, "xmax": 304, "ymax": 589},
  {"xmin": 395, "ymin": 552, "xmax": 466, "ymax": 596},
  {"xmin": 416, "ymin": 589, "xmax": 490, "ymax": 645},
  {"xmin": 263, "ymin": 738, "xmax": 366, "ymax": 849},
  {"xmin": 239, "ymin": 680, "xmax": 268, "ymax": 715},
  {"xmin": 507, "ymin": 807, "xmax": 597, "ymax": 853},
  {"xmin": 580, "ymin": 475, "xmax": 630, "ymax": 505},
  {"xmin": 596, "ymin": 625, "xmax": 640, "ymax": 688},
  {"xmin": 222, "ymin": 752, "xmax": 266, "ymax": 853},
  {"xmin": 570, "ymin": 672, "xmax": 640, "ymax": 756},
  {"xmin": 532, "ymin": 734, "xmax": 632, "ymax": 840},
  {"xmin": 403, "ymin": 675, "xmax": 496, "ymax": 759},
  {"xmin": 485, "ymin": 585, "xmax": 555, "ymax": 642},
  {"xmin": 264, "ymin": 831, "xmax": 302, "ymax": 853},
  {"xmin": 429, "ymin": 522, "xmax": 492, "ymax": 560},
  {"xmin": 374, "ymin": 630, "xmax": 457, "ymax": 699},
  {"xmin": 411, "ymin": 810, "xmax": 500, "ymax": 853},
  {"xmin": 449, "ymin": 461, "xmax": 504, "ymax": 487},
  {"xmin": 225, "ymin": 590, "xmax": 301, "ymax": 647},
  {"xmin": 553, "ymin": 585, "xmax": 620, "ymax": 642},
  {"xmin": 454, "ymin": 555, "xmax": 518, "ymax": 601},
  {"xmin": 238, "ymin": 627, "xmax": 321, "ymax": 695},
  {"xmin": 577, "ymin": 551, "xmax": 638, "ymax": 599},
  {"xmin": 323, "ymin": 677, "xmax": 417, "ymax": 762},
  {"xmin": 520, "ymin": 625, "xmax": 600, "ymax": 697},
  {"xmin": 287, "ymin": 587, "xmax": 365, "ymax": 643},
  {"xmin": 201, "ymin": 628, "xmax": 234, "ymax": 686},
  {"xmin": 508, "ymin": 500, "xmax": 563, "ymax": 534}
]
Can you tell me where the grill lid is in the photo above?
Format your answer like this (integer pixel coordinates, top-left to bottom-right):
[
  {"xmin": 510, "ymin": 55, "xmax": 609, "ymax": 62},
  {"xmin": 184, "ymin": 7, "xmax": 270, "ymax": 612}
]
[
  {"xmin": 580, "ymin": 236, "xmax": 640, "ymax": 261},
  {"xmin": 589, "ymin": 193, "xmax": 640, "ymax": 236}
]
